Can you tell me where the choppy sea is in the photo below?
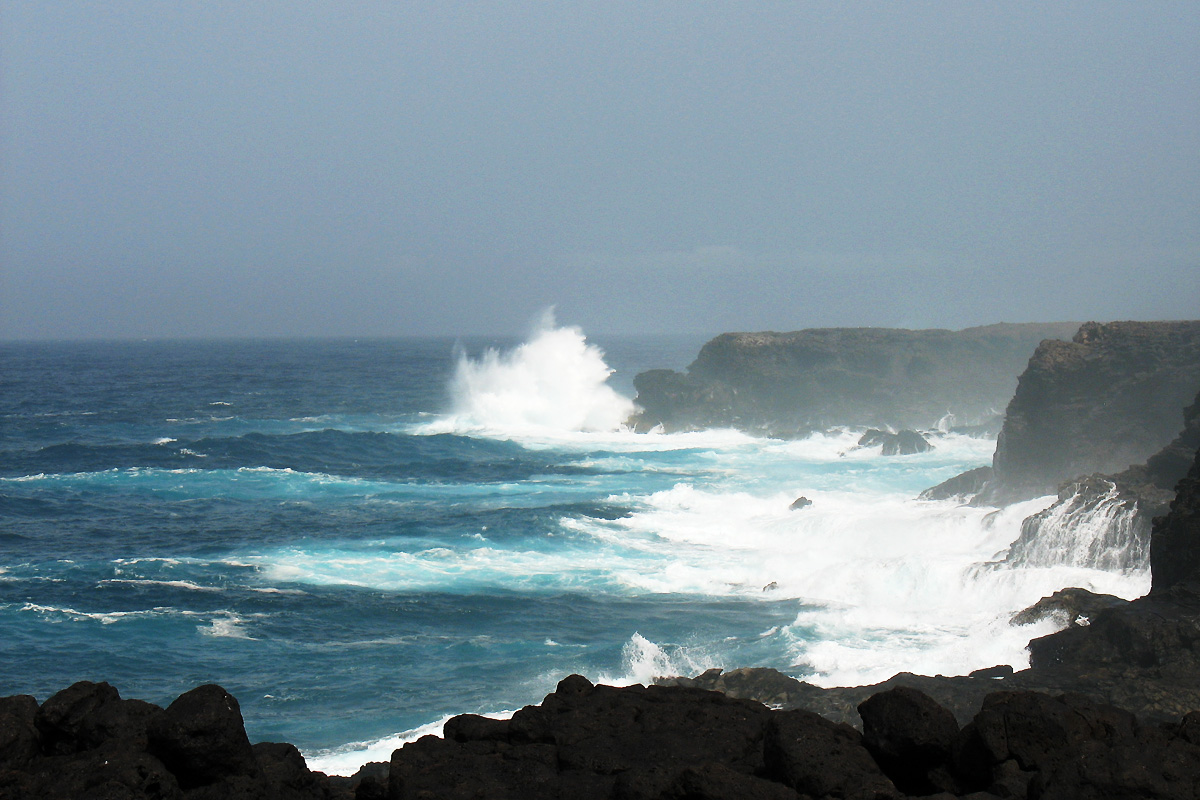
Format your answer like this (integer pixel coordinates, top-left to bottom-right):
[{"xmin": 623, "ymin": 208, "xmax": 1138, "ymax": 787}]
[{"xmin": 0, "ymin": 323, "xmax": 1149, "ymax": 773}]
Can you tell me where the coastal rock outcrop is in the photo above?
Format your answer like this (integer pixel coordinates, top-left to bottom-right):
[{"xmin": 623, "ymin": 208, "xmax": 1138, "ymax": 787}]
[
  {"xmin": 630, "ymin": 322, "xmax": 1080, "ymax": 436},
  {"xmin": 856, "ymin": 428, "xmax": 933, "ymax": 455},
  {"xmin": 386, "ymin": 674, "xmax": 1200, "ymax": 799},
  {"xmin": 990, "ymin": 386, "xmax": 1200, "ymax": 573},
  {"xmin": 1024, "ymin": 445, "xmax": 1200, "ymax": 681},
  {"xmin": 0, "ymin": 681, "xmax": 349, "ymax": 799},
  {"xmin": 978, "ymin": 320, "xmax": 1200, "ymax": 505},
  {"xmin": 918, "ymin": 466, "xmax": 993, "ymax": 502}
]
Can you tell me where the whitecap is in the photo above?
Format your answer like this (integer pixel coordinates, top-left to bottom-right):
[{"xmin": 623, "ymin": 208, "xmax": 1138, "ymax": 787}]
[{"xmin": 305, "ymin": 710, "xmax": 517, "ymax": 776}]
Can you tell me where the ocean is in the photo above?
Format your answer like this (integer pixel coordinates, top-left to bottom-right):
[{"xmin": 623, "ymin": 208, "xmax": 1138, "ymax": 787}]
[{"xmin": 0, "ymin": 323, "xmax": 1149, "ymax": 774}]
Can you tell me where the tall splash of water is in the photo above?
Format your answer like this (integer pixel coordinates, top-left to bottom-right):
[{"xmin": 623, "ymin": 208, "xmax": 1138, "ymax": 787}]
[{"xmin": 442, "ymin": 311, "xmax": 637, "ymax": 434}]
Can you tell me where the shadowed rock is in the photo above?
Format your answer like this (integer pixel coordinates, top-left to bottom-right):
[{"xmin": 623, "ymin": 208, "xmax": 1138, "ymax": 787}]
[
  {"xmin": 859, "ymin": 687, "xmax": 960, "ymax": 795},
  {"xmin": 857, "ymin": 428, "xmax": 933, "ymax": 455},
  {"xmin": 919, "ymin": 466, "xmax": 993, "ymax": 502},
  {"xmin": 147, "ymin": 684, "xmax": 260, "ymax": 790},
  {"xmin": 763, "ymin": 709, "xmax": 898, "ymax": 798},
  {"xmin": 979, "ymin": 321, "xmax": 1200, "ymax": 505},
  {"xmin": 631, "ymin": 323, "xmax": 1080, "ymax": 436}
]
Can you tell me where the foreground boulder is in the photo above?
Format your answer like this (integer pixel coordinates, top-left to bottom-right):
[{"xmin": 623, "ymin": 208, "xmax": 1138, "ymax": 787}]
[
  {"xmin": 0, "ymin": 682, "xmax": 344, "ymax": 800},
  {"xmin": 6, "ymin": 677, "xmax": 1200, "ymax": 799}
]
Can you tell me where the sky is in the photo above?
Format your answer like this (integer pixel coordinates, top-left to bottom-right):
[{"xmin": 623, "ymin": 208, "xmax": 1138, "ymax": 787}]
[{"xmin": 1, "ymin": 2, "xmax": 1197, "ymax": 339}]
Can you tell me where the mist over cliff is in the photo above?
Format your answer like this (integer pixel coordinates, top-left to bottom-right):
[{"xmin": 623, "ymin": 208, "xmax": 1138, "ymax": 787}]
[{"xmin": 630, "ymin": 322, "xmax": 1080, "ymax": 436}]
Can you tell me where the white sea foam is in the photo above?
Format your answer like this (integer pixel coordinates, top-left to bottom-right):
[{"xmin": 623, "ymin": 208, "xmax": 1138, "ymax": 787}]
[
  {"xmin": 597, "ymin": 632, "xmax": 720, "ymax": 687},
  {"xmin": 99, "ymin": 578, "xmax": 222, "ymax": 593},
  {"xmin": 197, "ymin": 611, "xmax": 257, "ymax": 639},
  {"xmin": 305, "ymin": 710, "xmax": 516, "ymax": 776},
  {"xmin": 422, "ymin": 310, "xmax": 637, "ymax": 436}
]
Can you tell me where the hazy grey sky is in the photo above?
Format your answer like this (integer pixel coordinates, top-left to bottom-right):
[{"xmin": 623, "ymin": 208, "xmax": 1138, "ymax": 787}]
[{"xmin": 2, "ymin": 2, "xmax": 1197, "ymax": 339}]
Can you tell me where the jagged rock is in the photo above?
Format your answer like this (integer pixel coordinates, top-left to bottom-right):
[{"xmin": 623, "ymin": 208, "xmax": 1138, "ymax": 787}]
[
  {"xmin": 345, "ymin": 761, "xmax": 389, "ymax": 800},
  {"xmin": 1010, "ymin": 587, "xmax": 1129, "ymax": 627},
  {"xmin": 612, "ymin": 763, "xmax": 801, "ymax": 800},
  {"xmin": 857, "ymin": 428, "xmax": 933, "ymax": 455},
  {"xmin": 980, "ymin": 321, "xmax": 1200, "ymax": 504},
  {"xmin": 630, "ymin": 323, "xmax": 1080, "ymax": 435},
  {"xmin": 858, "ymin": 687, "xmax": 960, "ymax": 795},
  {"xmin": 967, "ymin": 666, "xmax": 1014, "ymax": 679},
  {"xmin": 252, "ymin": 741, "xmax": 328, "ymax": 798},
  {"xmin": 147, "ymin": 684, "xmax": 260, "ymax": 790},
  {"xmin": 788, "ymin": 496, "xmax": 811, "ymax": 510},
  {"xmin": 1025, "ymin": 448, "xmax": 1200, "ymax": 683},
  {"xmin": 1151, "ymin": 445, "xmax": 1200, "ymax": 594},
  {"xmin": 953, "ymin": 691, "xmax": 1200, "ymax": 799},
  {"xmin": 20, "ymin": 748, "xmax": 182, "ymax": 800},
  {"xmin": 762, "ymin": 709, "xmax": 898, "ymax": 798},
  {"xmin": 391, "ymin": 675, "xmax": 774, "ymax": 799},
  {"xmin": 0, "ymin": 694, "xmax": 39, "ymax": 771},
  {"xmin": 34, "ymin": 680, "xmax": 120, "ymax": 755},
  {"xmin": 919, "ymin": 466, "xmax": 993, "ymax": 502}
]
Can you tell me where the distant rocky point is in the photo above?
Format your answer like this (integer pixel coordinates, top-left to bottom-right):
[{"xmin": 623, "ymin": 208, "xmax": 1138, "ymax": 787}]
[
  {"xmin": 629, "ymin": 322, "xmax": 1081, "ymax": 436},
  {"xmin": 977, "ymin": 320, "xmax": 1200, "ymax": 505}
]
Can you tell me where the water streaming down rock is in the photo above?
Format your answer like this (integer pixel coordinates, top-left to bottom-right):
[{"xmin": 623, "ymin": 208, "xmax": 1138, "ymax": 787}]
[{"xmin": 1000, "ymin": 478, "xmax": 1150, "ymax": 572}]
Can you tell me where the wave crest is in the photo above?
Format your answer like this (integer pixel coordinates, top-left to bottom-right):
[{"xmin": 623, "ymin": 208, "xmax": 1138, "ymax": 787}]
[{"xmin": 435, "ymin": 311, "xmax": 637, "ymax": 435}]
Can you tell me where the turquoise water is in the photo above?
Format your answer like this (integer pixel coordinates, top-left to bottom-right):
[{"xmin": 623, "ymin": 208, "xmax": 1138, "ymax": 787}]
[{"xmin": 0, "ymin": 328, "xmax": 1145, "ymax": 772}]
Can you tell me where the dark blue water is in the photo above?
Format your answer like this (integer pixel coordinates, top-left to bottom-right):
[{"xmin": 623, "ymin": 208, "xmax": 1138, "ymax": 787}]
[{"xmin": 2, "ymin": 331, "xmax": 1103, "ymax": 772}]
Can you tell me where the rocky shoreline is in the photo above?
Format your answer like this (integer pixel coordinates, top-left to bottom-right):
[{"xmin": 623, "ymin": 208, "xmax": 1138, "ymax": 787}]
[
  {"xmin": 4, "ymin": 445, "xmax": 1199, "ymax": 798},
  {"xmin": 7, "ymin": 321, "xmax": 1200, "ymax": 798}
]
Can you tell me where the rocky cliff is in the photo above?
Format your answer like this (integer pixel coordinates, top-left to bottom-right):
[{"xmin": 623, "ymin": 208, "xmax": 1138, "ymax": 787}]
[
  {"xmin": 993, "ymin": 387, "xmax": 1200, "ymax": 572},
  {"xmin": 979, "ymin": 320, "xmax": 1200, "ymax": 504},
  {"xmin": 630, "ymin": 322, "xmax": 1081, "ymax": 436}
]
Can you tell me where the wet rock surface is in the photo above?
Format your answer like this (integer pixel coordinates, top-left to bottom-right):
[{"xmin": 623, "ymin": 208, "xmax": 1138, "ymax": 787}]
[
  {"xmin": 857, "ymin": 429, "xmax": 933, "ymax": 455},
  {"xmin": 918, "ymin": 466, "xmax": 993, "ymax": 502}
]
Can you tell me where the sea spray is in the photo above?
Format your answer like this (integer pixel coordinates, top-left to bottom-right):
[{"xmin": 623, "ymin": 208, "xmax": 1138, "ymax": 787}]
[
  {"xmin": 0, "ymin": 335, "xmax": 1163, "ymax": 779},
  {"xmin": 434, "ymin": 311, "xmax": 636, "ymax": 434},
  {"xmin": 999, "ymin": 480, "xmax": 1151, "ymax": 572}
]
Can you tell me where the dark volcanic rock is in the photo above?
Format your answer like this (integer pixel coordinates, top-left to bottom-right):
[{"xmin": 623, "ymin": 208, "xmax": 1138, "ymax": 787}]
[
  {"xmin": 991, "ymin": 388, "xmax": 1200, "ymax": 575},
  {"xmin": 763, "ymin": 709, "xmax": 898, "ymax": 798},
  {"xmin": 147, "ymin": 684, "xmax": 260, "ymax": 789},
  {"xmin": 788, "ymin": 496, "xmax": 812, "ymax": 510},
  {"xmin": 0, "ymin": 694, "xmax": 39, "ymax": 771},
  {"xmin": 858, "ymin": 687, "xmax": 960, "ymax": 795},
  {"xmin": 1009, "ymin": 587, "xmax": 1128, "ymax": 627},
  {"xmin": 1151, "ymin": 442, "xmax": 1200, "ymax": 594},
  {"xmin": 390, "ymin": 674, "xmax": 776, "ymax": 799},
  {"xmin": 630, "ymin": 322, "xmax": 1080, "ymax": 435},
  {"xmin": 980, "ymin": 320, "xmax": 1200, "ymax": 504},
  {"xmin": 919, "ymin": 466, "xmax": 993, "ymax": 502},
  {"xmin": 35, "ymin": 681, "xmax": 164, "ymax": 757},
  {"xmin": 857, "ymin": 428, "xmax": 933, "ymax": 455},
  {"xmin": 1024, "ymin": 447, "xmax": 1200, "ymax": 684}
]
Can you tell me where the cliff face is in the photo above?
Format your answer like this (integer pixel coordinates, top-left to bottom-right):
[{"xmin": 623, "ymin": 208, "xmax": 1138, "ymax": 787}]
[
  {"xmin": 1150, "ymin": 443, "xmax": 1200, "ymax": 594},
  {"xmin": 981, "ymin": 321, "xmax": 1200, "ymax": 504},
  {"xmin": 992, "ymin": 387, "xmax": 1200, "ymax": 572},
  {"xmin": 631, "ymin": 322, "xmax": 1081, "ymax": 436},
  {"xmin": 1024, "ymin": 443, "xmax": 1200, "ymax": 679}
]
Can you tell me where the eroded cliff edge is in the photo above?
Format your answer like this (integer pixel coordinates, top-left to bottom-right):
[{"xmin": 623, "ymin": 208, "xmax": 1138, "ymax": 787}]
[
  {"xmin": 630, "ymin": 322, "xmax": 1081, "ymax": 436},
  {"xmin": 978, "ymin": 320, "xmax": 1200, "ymax": 505}
]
